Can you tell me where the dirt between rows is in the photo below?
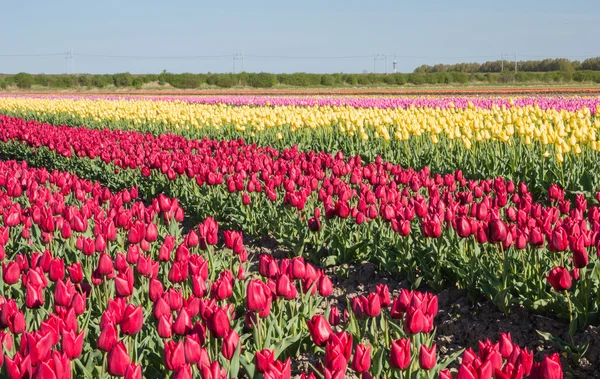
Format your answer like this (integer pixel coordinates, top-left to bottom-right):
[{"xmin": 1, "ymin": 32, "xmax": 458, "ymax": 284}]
[{"xmin": 249, "ymin": 238, "xmax": 600, "ymax": 379}]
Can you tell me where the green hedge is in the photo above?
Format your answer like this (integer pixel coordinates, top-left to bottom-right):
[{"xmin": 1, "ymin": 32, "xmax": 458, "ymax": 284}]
[{"xmin": 2, "ymin": 70, "xmax": 600, "ymax": 90}]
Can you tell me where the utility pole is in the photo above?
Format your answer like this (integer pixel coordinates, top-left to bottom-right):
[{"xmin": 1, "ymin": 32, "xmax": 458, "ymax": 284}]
[
  {"xmin": 65, "ymin": 50, "xmax": 74, "ymax": 75},
  {"xmin": 232, "ymin": 52, "xmax": 244, "ymax": 74},
  {"xmin": 373, "ymin": 53, "xmax": 387, "ymax": 74},
  {"xmin": 501, "ymin": 52, "xmax": 504, "ymax": 72},
  {"xmin": 514, "ymin": 52, "xmax": 518, "ymax": 74},
  {"xmin": 393, "ymin": 53, "xmax": 397, "ymax": 73},
  {"xmin": 385, "ymin": 54, "xmax": 388, "ymax": 74}
]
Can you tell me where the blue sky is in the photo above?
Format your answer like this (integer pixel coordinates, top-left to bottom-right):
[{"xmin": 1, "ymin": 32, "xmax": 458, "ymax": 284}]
[{"xmin": 1, "ymin": 0, "xmax": 598, "ymax": 74}]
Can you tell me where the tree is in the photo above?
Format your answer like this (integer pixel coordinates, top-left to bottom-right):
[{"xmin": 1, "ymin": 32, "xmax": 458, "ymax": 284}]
[{"xmin": 13, "ymin": 72, "xmax": 34, "ymax": 89}]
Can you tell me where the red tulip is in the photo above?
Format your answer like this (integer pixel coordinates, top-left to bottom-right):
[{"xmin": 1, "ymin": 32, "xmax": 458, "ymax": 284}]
[
  {"xmin": 107, "ymin": 342, "xmax": 131, "ymax": 376},
  {"xmin": 499, "ymin": 332, "xmax": 513, "ymax": 358},
  {"xmin": 2, "ymin": 262, "xmax": 20, "ymax": 285},
  {"xmin": 121, "ymin": 304, "xmax": 144, "ymax": 335},
  {"xmin": 124, "ymin": 363, "xmax": 142, "ymax": 379},
  {"xmin": 97, "ymin": 322, "xmax": 118, "ymax": 352},
  {"xmin": 61, "ymin": 329, "xmax": 84, "ymax": 359},
  {"xmin": 157, "ymin": 314, "xmax": 173, "ymax": 338},
  {"xmin": 97, "ymin": 252, "xmax": 114, "ymax": 276},
  {"xmin": 289, "ymin": 257, "xmax": 306, "ymax": 279},
  {"xmin": 390, "ymin": 338, "xmax": 411, "ymax": 369},
  {"xmin": 457, "ymin": 363, "xmax": 477, "ymax": 379},
  {"xmin": 419, "ymin": 344, "xmax": 436, "ymax": 370},
  {"xmin": 539, "ymin": 353, "xmax": 563, "ymax": 379},
  {"xmin": 48, "ymin": 258, "xmax": 65, "ymax": 282},
  {"xmin": 165, "ymin": 339, "xmax": 186, "ymax": 371},
  {"xmin": 546, "ymin": 267, "xmax": 572, "ymax": 291},
  {"xmin": 66, "ymin": 262, "xmax": 83, "ymax": 283},
  {"xmin": 317, "ymin": 275, "xmax": 333, "ymax": 297},
  {"xmin": 488, "ymin": 219, "xmax": 507, "ymax": 243},
  {"xmin": 551, "ymin": 227, "xmax": 568, "ymax": 252},
  {"xmin": 328, "ymin": 306, "xmax": 341, "ymax": 326},
  {"xmin": 351, "ymin": 343, "xmax": 371, "ymax": 373},
  {"xmin": 363, "ymin": 293, "xmax": 381, "ymax": 317},
  {"xmin": 376, "ymin": 284, "xmax": 391, "ymax": 307},
  {"xmin": 184, "ymin": 334, "xmax": 202, "ymax": 363},
  {"xmin": 246, "ymin": 280, "xmax": 271, "ymax": 313},
  {"xmin": 222, "ymin": 329, "xmax": 240, "ymax": 360},
  {"xmin": 210, "ymin": 278, "xmax": 233, "ymax": 301},
  {"xmin": 173, "ymin": 308, "xmax": 192, "ymax": 335},
  {"xmin": 200, "ymin": 360, "xmax": 227, "ymax": 379},
  {"xmin": 54, "ymin": 279, "xmax": 75, "ymax": 306},
  {"xmin": 404, "ymin": 308, "xmax": 428, "ymax": 334},
  {"xmin": 306, "ymin": 315, "xmax": 333, "ymax": 346},
  {"xmin": 145, "ymin": 222, "xmax": 158, "ymax": 242},
  {"xmin": 276, "ymin": 274, "xmax": 297, "ymax": 300},
  {"xmin": 255, "ymin": 349, "xmax": 275, "ymax": 373},
  {"xmin": 207, "ymin": 307, "xmax": 230, "ymax": 338}
]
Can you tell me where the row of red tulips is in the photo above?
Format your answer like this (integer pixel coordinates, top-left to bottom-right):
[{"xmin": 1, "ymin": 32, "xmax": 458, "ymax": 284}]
[
  {"xmin": 0, "ymin": 115, "xmax": 598, "ymax": 330},
  {"xmin": 0, "ymin": 160, "xmax": 563, "ymax": 378}
]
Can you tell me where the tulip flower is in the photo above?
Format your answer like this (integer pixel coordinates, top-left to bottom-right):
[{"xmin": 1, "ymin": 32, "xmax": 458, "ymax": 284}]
[
  {"xmin": 107, "ymin": 342, "xmax": 131, "ymax": 376},
  {"xmin": 363, "ymin": 293, "xmax": 381, "ymax": 317},
  {"xmin": 317, "ymin": 275, "xmax": 333, "ymax": 297},
  {"xmin": 352, "ymin": 344, "xmax": 371, "ymax": 373},
  {"xmin": 2, "ymin": 262, "xmax": 20, "ymax": 285},
  {"xmin": 210, "ymin": 278, "xmax": 233, "ymax": 301},
  {"xmin": 546, "ymin": 267, "xmax": 572, "ymax": 291},
  {"xmin": 54, "ymin": 279, "xmax": 75, "ymax": 306},
  {"xmin": 419, "ymin": 344, "xmax": 436, "ymax": 370},
  {"xmin": 207, "ymin": 307, "xmax": 230, "ymax": 338},
  {"xmin": 165, "ymin": 339, "xmax": 186, "ymax": 371},
  {"xmin": 222, "ymin": 329, "xmax": 240, "ymax": 360},
  {"xmin": 125, "ymin": 363, "xmax": 142, "ymax": 379},
  {"xmin": 328, "ymin": 307, "xmax": 341, "ymax": 326},
  {"xmin": 255, "ymin": 349, "xmax": 275, "ymax": 373},
  {"xmin": 246, "ymin": 280, "xmax": 271, "ymax": 313},
  {"xmin": 390, "ymin": 338, "xmax": 411, "ymax": 370},
  {"xmin": 97, "ymin": 322, "xmax": 118, "ymax": 352},
  {"xmin": 538, "ymin": 353, "xmax": 563, "ymax": 379},
  {"xmin": 172, "ymin": 308, "xmax": 192, "ymax": 335},
  {"xmin": 375, "ymin": 284, "xmax": 391, "ymax": 307},
  {"xmin": 61, "ymin": 329, "xmax": 84, "ymax": 359},
  {"xmin": 306, "ymin": 315, "xmax": 333, "ymax": 346},
  {"xmin": 121, "ymin": 304, "xmax": 144, "ymax": 335}
]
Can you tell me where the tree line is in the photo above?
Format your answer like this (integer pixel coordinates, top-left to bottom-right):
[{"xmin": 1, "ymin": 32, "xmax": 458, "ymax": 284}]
[
  {"xmin": 414, "ymin": 57, "xmax": 600, "ymax": 74},
  {"xmin": 2, "ymin": 66, "xmax": 600, "ymax": 90}
]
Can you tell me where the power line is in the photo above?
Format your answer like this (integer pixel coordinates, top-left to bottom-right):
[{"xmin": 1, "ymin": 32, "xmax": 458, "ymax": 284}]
[
  {"xmin": 244, "ymin": 55, "xmax": 373, "ymax": 60},
  {"xmin": 74, "ymin": 53, "xmax": 232, "ymax": 60},
  {"xmin": 0, "ymin": 53, "xmax": 64, "ymax": 58}
]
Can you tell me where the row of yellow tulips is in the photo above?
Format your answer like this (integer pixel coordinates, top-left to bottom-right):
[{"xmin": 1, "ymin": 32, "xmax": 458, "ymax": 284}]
[{"xmin": 0, "ymin": 97, "xmax": 598, "ymax": 163}]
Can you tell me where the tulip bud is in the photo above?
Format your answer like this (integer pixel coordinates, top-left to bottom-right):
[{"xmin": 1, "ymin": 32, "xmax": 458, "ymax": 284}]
[
  {"xmin": 352, "ymin": 344, "xmax": 371, "ymax": 373},
  {"xmin": 419, "ymin": 344, "xmax": 436, "ymax": 370},
  {"xmin": 306, "ymin": 315, "xmax": 332, "ymax": 346},
  {"xmin": 390, "ymin": 338, "xmax": 411, "ymax": 369},
  {"xmin": 107, "ymin": 342, "xmax": 131, "ymax": 376},
  {"xmin": 222, "ymin": 329, "xmax": 240, "ymax": 360},
  {"xmin": 546, "ymin": 266, "xmax": 572, "ymax": 291}
]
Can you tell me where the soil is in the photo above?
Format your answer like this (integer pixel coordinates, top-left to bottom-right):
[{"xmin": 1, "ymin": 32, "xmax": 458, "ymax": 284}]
[{"xmin": 249, "ymin": 235, "xmax": 600, "ymax": 378}]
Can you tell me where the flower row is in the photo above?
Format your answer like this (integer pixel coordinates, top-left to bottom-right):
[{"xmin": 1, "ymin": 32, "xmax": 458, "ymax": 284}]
[
  {"xmin": 0, "ymin": 96, "xmax": 599, "ymax": 160},
  {"xmin": 3, "ymin": 94, "xmax": 600, "ymax": 112},
  {"xmin": 0, "ymin": 115, "xmax": 599, "ymax": 327},
  {"xmin": 0, "ymin": 160, "xmax": 562, "ymax": 378}
]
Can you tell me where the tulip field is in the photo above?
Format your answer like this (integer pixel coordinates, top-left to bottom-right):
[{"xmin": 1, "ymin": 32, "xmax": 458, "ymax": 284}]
[{"xmin": 2, "ymin": 94, "xmax": 600, "ymax": 378}]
